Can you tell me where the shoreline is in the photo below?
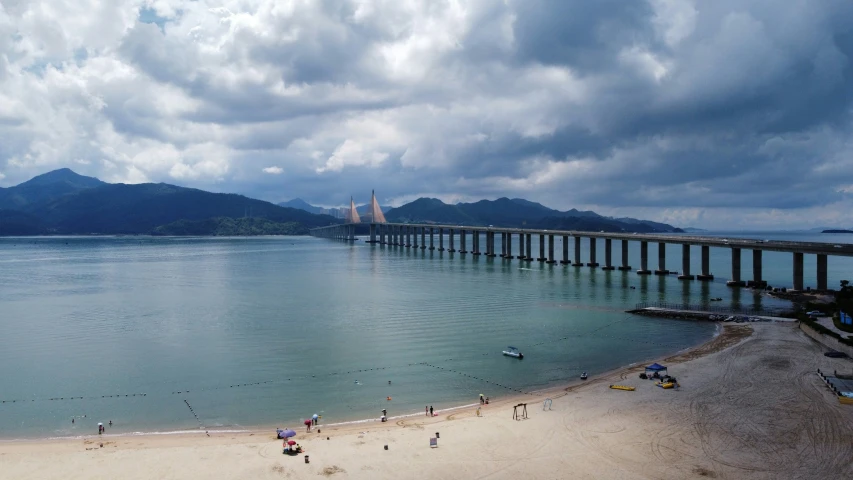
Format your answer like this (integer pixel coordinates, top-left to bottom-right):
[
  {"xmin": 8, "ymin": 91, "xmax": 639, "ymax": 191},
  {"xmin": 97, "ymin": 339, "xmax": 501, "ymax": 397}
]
[
  {"xmin": 6, "ymin": 322, "xmax": 848, "ymax": 480},
  {"xmin": 0, "ymin": 323, "xmax": 723, "ymax": 445}
]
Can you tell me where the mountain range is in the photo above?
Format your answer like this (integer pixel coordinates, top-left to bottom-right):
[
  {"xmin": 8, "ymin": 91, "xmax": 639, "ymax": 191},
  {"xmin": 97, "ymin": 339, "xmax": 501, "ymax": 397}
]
[
  {"xmin": 381, "ymin": 197, "xmax": 682, "ymax": 233},
  {"xmin": 0, "ymin": 169, "xmax": 682, "ymax": 236},
  {"xmin": 283, "ymin": 196, "xmax": 682, "ymax": 233},
  {"xmin": 0, "ymin": 169, "xmax": 340, "ymax": 235}
]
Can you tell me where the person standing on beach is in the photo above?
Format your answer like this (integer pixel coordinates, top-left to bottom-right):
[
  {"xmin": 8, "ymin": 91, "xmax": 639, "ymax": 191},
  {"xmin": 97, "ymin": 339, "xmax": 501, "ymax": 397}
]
[
  {"xmin": 425, "ymin": 406, "xmax": 429, "ymax": 417},
  {"xmin": 312, "ymin": 413, "xmax": 318, "ymax": 426},
  {"xmin": 429, "ymin": 406, "xmax": 434, "ymax": 416},
  {"xmin": 479, "ymin": 393, "xmax": 485, "ymax": 404}
]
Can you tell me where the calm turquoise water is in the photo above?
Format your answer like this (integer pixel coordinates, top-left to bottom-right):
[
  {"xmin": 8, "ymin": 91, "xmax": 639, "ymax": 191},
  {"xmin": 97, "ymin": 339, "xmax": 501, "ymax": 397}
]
[{"xmin": 1, "ymin": 232, "xmax": 845, "ymax": 439}]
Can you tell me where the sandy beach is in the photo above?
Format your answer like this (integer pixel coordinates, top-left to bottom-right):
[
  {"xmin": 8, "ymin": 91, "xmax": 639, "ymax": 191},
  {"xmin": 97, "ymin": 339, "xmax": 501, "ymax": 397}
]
[{"xmin": 2, "ymin": 322, "xmax": 852, "ymax": 479}]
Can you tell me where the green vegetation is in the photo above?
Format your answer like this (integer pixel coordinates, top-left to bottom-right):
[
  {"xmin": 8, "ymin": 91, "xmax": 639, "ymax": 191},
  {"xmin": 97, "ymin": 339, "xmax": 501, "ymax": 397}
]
[
  {"xmin": 0, "ymin": 209, "xmax": 46, "ymax": 235},
  {"xmin": 800, "ymin": 280, "xmax": 853, "ymax": 343},
  {"xmin": 0, "ymin": 169, "xmax": 340, "ymax": 236},
  {"xmin": 833, "ymin": 280, "xmax": 853, "ymax": 334},
  {"xmin": 384, "ymin": 197, "xmax": 683, "ymax": 232},
  {"xmin": 800, "ymin": 316, "xmax": 853, "ymax": 347},
  {"xmin": 152, "ymin": 217, "xmax": 308, "ymax": 236}
]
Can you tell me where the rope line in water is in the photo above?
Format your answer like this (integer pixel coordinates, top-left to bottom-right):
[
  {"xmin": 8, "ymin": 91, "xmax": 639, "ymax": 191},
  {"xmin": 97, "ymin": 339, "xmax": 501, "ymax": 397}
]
[
  {"xmin": 183, "ymin": 399, "xmax": 209, "ymax": 437},
  {"xmin": 0, "ymin": 393, "xmax": 147, "ymax": 404},
  {"xmin": 420, "ymin": 362, "xmax": 534, "ymax": 396},
  {"xmin": 0, "ymin": 315, "xmax": 694, "ymax": 404}
]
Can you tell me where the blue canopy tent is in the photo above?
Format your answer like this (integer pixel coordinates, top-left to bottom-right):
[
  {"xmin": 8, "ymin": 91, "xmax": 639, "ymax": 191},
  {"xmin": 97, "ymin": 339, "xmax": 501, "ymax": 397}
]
[{"xmin": 645, "ymin": 363, "xmax": 668, "ymax": 376}]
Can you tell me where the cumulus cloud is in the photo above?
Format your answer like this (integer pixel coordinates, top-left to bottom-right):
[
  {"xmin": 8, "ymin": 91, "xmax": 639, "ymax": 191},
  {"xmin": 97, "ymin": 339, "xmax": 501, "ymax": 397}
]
[{"xmin": 1, "ymin": 0, "xmax": 852, "ymax": 229}]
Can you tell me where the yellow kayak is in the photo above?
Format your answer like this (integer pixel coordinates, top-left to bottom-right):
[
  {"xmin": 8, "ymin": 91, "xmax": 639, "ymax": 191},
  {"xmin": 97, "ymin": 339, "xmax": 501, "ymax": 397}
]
[
  {"xmin": 609, "ymin": 385, "xmax": 635, "ymax": 391},
  {"xmin": 657, "ymin": 382, "xmax": 674, "ymax": 389}
]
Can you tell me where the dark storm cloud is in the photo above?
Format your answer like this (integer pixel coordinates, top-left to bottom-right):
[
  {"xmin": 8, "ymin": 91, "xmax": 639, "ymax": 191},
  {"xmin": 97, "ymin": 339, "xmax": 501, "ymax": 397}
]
[
  {"xmin": 510, "ymin": 0, "xmax": 658, "ymax": 73},
  {"xmin": 4, "ymin": 0, "xmax": 853, "ymax": 229}
]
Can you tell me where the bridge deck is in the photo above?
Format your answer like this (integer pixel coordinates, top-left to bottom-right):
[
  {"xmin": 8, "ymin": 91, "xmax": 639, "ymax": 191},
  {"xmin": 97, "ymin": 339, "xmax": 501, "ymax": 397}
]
[{"xmin": 311, "ymin": 222, "xmax": 853, "ymax": 257}]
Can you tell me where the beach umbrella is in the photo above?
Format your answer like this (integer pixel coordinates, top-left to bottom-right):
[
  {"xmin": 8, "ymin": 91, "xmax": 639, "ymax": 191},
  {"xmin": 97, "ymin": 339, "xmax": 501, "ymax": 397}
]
[
  {"xmin": 287, "ymin": 440, "xmax": 296, "ymax": 446},
  {"xmin": 282, "ymin": 429, "xmax": 296, "ymax": 438}
]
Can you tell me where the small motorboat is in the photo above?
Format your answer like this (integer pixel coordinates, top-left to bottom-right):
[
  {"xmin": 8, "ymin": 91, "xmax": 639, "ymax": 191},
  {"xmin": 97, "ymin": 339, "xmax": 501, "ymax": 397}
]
[
  {"xmin": 580, "ymin": 372, "xmax": 588, "ymax": 380},
  {"xmin": 502, "ymin": 346, "xmax": 524, "ymax": 359}
]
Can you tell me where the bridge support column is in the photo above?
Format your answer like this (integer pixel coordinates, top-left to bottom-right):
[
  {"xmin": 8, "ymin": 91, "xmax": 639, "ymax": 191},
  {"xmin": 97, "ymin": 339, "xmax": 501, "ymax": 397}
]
[
  {"xmin": 537, "ymin": 234, "xmax": 546, "ymax": 261},
  {"xmin": 500, "ymin": 232, "xmax": 507, "ymax": 257},
  {"xmin": 487, "ymin": 232, "xmax": 497, "ymax": 257},
  {"xmin": 654, "ymin": 242, "xmax": 668, "ymax": 275},
  {"xmin": 749, "ymin": 250, "xmax": 765, "ymax": 288},
  {"xmin": 793, "ymin": 252, "xmax": 804, "ymax": 291},
  {"xmin": 817, "ymin": 254, "xmax": 828, "ymax": 291},
  {"xmin": 517, "ymin": 233, "xmax": 524, "ymax": 260},
  {"xmin": 506, "ymin": 232, "xmax": 513, "ymax": 259},
  {"xmin": 460, "ymin": 230, "xmax": 467, "ymax": 254},
  {"xmin": 547, "ymin": 235, "xmax": 555, "ymax": 263},
  {"xmin": 473, "ymin": 231, "xmax": 480, "ymax": 255},
  {"xmin": 619, "ymin": 240, "xmax": 631, "ymax": 270},
  {"xmin": 574, "ymin": 237, "xmax": 582, "ymax": 266},
  {"xmin": 727, "ymin": 248, "xmax": 744, "ymax": 286},
  {"xmin": 561, "ymin": 235, "xmax": 569, "ymax": 264},
  {"xmin": 449, "ymin": 229, "xmax": 455, "ymax": 252},
  {"xmin": 603, "ymin": 238, "xmax": 614, "ymax": 270},
  {"xmin": 429, "ymin": 228, "xmax": 435, "ymax": 250},
  {"xmin": 637, "ymin": 241, "xmax": 650, "ymax": 274},
  {"xmin": 525, "ymin": 233, "xmax": 532, "ymax": 262},
  {"xmin": 438, "ymin": 228, "xmax": 444, "ymax": 251},
  {"xmin": 413, "ymin": 227, "xmax": 419, "ymax": 248},
  {"xmin": 369, "ymin": 223, "xmax": 376, "ymax": 243},
  {"xmin": 587, "ymin": 237, "xmax": 598, "ymax": 267},
  {"xmin": 379, "ymin": 225, "xmax": 385, "ymax": 244},
  {"xmin": 697, "ymin": 246, "xmax": 713, "ymax": 280},
  {"xmin": 678, "ymin": 244, "xmax": 694, "ymax": 280},
  {"xmin": 420, "ymin": 227, "xmax": 426, "ymax": 249}
]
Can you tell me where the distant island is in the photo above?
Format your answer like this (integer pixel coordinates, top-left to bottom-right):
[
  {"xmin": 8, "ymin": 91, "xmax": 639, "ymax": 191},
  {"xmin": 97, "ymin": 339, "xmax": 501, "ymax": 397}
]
[
  {"xmin": 287, "ymin": 197, "xmax": 684, "ymax": 234},
  {"xmin": 822, "ymin": 229, "xmax": 853, "ymax": 234},
  {"xmin": 1, "ymin": 168, "xmax": 683, "ymax": 236}
]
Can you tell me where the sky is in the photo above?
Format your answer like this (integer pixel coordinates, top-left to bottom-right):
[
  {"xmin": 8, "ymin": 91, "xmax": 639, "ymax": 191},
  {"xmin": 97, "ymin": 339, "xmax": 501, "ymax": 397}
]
[{"xmin": 1, "ymin": 0, "xmax": 853, "ymax": 230}]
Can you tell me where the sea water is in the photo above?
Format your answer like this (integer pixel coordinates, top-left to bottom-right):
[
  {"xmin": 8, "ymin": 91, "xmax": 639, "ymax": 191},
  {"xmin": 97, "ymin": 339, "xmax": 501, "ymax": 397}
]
[{"xmin": 0, "ymin": 232, "xmax": 847, "ymax": 439}]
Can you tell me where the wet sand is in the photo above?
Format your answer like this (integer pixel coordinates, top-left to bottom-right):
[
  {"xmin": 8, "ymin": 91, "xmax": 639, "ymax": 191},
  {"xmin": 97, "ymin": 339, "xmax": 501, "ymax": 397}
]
[{"xmin": 2, "ymin": 323, "xmax": 852, "ymax": 479}]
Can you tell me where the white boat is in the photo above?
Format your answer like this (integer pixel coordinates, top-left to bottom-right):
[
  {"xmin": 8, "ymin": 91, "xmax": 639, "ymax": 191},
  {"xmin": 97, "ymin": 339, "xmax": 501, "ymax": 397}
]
[
  {"xmin": 502, "ymin": 346, "xmax": 523, "ymax": 359},
  {"xmin": 580, "ymin": 372, "xmax": 588, "ymax": 380}
]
